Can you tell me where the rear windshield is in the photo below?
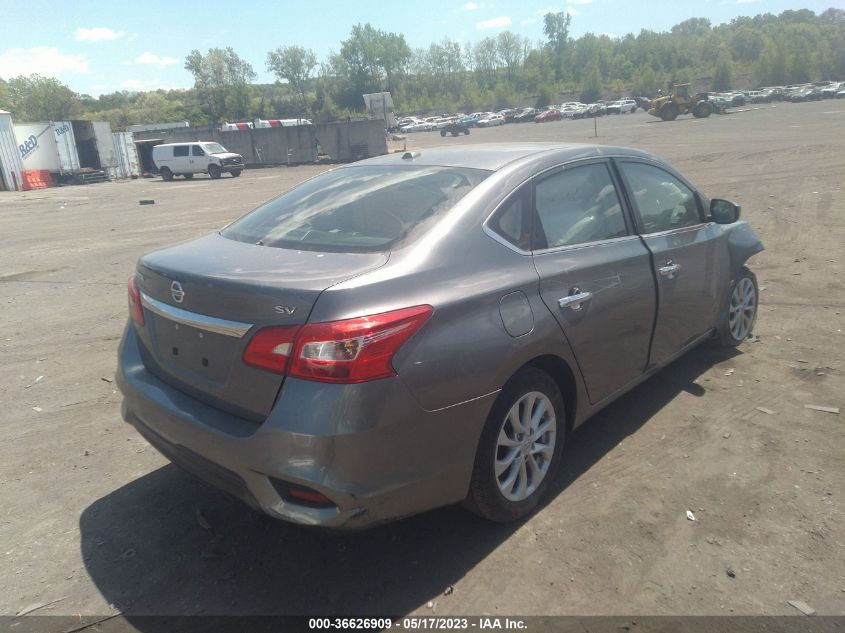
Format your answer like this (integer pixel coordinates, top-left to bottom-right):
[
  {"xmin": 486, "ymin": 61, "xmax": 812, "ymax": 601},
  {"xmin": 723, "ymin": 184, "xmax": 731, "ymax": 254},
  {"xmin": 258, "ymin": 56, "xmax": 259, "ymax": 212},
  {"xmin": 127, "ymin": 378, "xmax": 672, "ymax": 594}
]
[{"xmin": 221, "ymin": 165, "xmax": 489, "ymax": 252}]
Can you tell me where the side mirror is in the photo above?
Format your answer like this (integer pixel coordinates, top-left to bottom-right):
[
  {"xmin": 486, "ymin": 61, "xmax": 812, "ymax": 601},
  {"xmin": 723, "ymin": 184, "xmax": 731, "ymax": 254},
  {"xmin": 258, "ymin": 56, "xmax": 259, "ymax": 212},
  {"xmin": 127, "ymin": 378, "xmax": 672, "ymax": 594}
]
[{"xmin": 710, "ymin": 198, "xmax": 741, "ymax": 224}]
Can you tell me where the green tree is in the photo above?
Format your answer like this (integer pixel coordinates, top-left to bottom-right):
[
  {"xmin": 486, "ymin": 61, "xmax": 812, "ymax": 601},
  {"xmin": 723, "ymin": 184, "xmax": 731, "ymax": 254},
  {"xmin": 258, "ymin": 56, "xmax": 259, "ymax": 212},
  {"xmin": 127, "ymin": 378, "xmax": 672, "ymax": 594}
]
[
  {"xmin": 184, "ymin": 47, "xmax": 256, "ymax": 124},
  {"xmin": 712, "ymin": 54, "xmax": 732, "ymax": 90},
  {"xmin": 4, "ymin": 75, "xmax": 80, "ymax": 121},
  {"xmin": 580, "ymin": 65, "xmax": 602, "ymax": 103},
  {"xmin": 266, "ymin": 46, "xmax": 318, "ymax": 111},
  {"xmin": 543, "ymin": 11, "xmax": 572, "ymax": 79}
]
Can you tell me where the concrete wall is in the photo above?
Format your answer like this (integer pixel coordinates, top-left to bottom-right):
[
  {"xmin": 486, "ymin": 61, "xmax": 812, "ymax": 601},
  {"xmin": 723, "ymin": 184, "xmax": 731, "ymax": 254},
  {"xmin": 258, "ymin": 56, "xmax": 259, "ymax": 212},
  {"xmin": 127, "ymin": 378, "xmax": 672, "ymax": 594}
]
[{"xmin": 132, "ymin": 119, "xmax": 387, "ymax": 166}]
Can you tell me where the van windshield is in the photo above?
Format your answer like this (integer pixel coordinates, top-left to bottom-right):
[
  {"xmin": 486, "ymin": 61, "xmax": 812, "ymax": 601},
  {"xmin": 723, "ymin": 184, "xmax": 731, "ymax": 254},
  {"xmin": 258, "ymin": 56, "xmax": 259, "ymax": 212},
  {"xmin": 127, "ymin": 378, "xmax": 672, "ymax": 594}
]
[
  {"xmin": 221, "ymin": 165, "xmax": 489, "ymax": 252},
  {"xmin": 203, "ymin": 143, "xmax": 228, "ymax": 154}
]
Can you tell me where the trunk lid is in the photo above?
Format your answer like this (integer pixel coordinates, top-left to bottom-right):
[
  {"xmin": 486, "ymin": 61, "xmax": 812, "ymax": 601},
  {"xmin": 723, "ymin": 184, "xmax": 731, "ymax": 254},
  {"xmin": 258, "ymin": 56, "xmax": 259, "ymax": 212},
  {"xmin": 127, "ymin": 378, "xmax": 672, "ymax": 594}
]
[{"xmin": 134, "ymin": 233, "xmax": 388, "ymax": 420}]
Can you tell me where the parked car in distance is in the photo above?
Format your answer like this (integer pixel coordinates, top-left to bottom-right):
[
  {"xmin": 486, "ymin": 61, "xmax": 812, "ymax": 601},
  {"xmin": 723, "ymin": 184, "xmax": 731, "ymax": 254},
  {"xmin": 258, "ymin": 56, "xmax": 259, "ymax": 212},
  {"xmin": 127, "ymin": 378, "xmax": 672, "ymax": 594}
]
[
  {"xmin": 118, "ymin": 143, "xmax": 764, "ymax": 530},
  {"xmin": 461, "ymin": 113, "xmax": 487, "ymax": 128},
  {"xmin": 534, "ymin": 108, "xmax": 562, "ymax": 123},
  {"xmin": 513, "ymin": 108, "xmax": 538, "ymax": 122},
  {"xmin": 606, "ymin": 99, "xmax": 638, "ymax": 114},
  {"xmin": 400, "ymin": 120, "xmax": 432, "ymax": 133},
  {"xmin": 498, "ymin": 109, "xmax": 519, "ymax": 123},
  {"xmin": 152, "ymin": 142, "xmax": 244, "ymax": 181},
  {"xmin": 440, "ymin": 121, "xmax": 470, "ymax": 136},
  {"xmin": 821, "ymin": 83, "xmax": 842, "ymax": 98},
  {"xmin": 477, "ymin": 114, "xmax": 505, "ymax": 127},
  {"xmin": 746, "ymin": 91, "xmax": 771, "ymax": 104}
]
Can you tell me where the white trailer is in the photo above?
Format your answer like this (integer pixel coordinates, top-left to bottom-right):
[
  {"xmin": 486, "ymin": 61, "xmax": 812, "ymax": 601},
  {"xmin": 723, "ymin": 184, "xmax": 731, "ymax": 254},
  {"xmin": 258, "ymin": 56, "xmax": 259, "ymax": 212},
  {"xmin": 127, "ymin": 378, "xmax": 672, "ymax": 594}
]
[
  {"xmin": 14, "ymin": 121, "xmax": 80, "ymax": 174},
  {"xmin": 13, "ymin": 120, "xmax": 118, "ymax": 183},
  {"xmin": 111, "ymin": 131, "xmax": 140, "ymax": 179},
  {"xmin": 0, "ymin": 110, "xmax": 25, "ymax": 192}
]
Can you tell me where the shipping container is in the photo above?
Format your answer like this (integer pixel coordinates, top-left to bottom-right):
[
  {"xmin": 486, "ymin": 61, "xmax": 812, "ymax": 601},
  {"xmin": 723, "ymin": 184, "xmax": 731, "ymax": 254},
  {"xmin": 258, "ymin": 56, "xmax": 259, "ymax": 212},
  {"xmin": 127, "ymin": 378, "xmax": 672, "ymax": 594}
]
[
  {"xmin": 0, "ymin": 110, "xmax": 25, "ymax": 192},
  {"xmin": 13, "ymin": 120, "xmax": 117, "ymax": 183},
  {"xmin": 14, "ymin": 122, "xmax": 68, "ymax": 172},
  {"xmin": 112, "ymin": 132, "xmax": 140, "ymax": 179}
]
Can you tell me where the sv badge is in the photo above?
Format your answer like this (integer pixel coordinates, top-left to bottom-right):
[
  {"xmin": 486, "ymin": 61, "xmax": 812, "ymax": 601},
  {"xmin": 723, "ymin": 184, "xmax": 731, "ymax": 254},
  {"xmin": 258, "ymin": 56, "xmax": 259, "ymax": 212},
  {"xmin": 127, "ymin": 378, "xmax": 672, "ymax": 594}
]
[{"xmin": 274, "ymin": 305, "xmax": 296, "ymax": 315}]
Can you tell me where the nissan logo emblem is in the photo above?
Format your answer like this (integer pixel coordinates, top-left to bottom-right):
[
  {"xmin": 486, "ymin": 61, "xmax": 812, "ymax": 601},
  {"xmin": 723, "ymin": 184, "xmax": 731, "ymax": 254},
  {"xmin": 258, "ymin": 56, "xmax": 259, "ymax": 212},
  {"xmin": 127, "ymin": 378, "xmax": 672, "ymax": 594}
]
[{"xmin": 170, "ymin": 281, "xmax": 185, "ymax": 303}]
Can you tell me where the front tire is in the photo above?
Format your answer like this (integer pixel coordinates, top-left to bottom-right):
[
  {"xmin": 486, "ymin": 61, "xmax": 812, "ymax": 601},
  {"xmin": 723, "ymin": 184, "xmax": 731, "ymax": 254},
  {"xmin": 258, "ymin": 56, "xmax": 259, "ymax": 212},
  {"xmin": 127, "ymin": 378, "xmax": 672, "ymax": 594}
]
[
  {"xmin": 716, "ymin": 267, "xmax": 759, "ymax": 346},
  {"xmin": 465, "ymin": 367, "xmax": 565, "ymax": 522},
  {"xmin": 230, "ymin": 169, "xmax": 242, "ymax": 177},
  {"xmin": 693, "ymin": 102, "xmax": 713, "ymax": 118},
  {"xmin": 661, "ymin": 103, "xmax": 679, "ymax": 121},
  {"xmin": 208, "ymin": 164, "xmax": 221, "ymax": 179}
]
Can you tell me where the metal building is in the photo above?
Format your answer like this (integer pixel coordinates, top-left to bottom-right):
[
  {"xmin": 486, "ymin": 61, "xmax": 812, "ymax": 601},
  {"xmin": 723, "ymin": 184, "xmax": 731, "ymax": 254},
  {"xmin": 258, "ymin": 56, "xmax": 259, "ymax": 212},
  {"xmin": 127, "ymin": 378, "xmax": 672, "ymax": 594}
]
[{"xmin": 0, "ymin": 110, "xmax": 24, "ymax": 192}]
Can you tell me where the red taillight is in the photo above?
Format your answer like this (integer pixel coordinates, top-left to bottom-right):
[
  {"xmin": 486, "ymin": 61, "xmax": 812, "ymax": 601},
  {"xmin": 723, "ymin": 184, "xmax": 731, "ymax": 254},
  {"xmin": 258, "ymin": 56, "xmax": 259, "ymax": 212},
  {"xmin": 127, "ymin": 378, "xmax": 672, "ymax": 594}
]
[
  {"xmin": 128, "ymin": 275, "xmax": 145, "ymax": 326},
  {"xmin": 289, "ymin": 305, "xmax": 433, "ymax": 383},
  {"xmin": 242, "ymin": 305, "xmax": 433, "ymax": 383},
  {"xmin": 242, "ymin": 325, "xmax": 301, "ymax": 374}
]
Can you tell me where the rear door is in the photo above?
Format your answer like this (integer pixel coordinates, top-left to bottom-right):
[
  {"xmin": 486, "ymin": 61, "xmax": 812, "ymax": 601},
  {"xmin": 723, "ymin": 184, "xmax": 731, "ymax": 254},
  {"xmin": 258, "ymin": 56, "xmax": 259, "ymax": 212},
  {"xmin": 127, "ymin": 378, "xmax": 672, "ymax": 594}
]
[
  {"xmin": 532, "ymin": 160, "xmax": 657, "ymax": 404},
  {"xmin": 171, "ymin": 145, "xmax": 189, "ymax": 171},
  {"xmin": 615, "ymin": 159, "xmax": 730, "ymax": 367}
]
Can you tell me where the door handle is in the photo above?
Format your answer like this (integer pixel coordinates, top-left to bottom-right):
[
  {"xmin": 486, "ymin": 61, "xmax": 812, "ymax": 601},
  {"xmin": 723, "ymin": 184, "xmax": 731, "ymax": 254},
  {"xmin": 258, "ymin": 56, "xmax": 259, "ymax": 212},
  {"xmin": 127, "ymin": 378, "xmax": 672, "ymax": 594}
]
[
  {"xmin": 658, "ymin": 261, "xmax": 681, "ymax": 279},
  {"xmin": 558, "ymin": 291, "xmax": 593, "ymax": 311}
]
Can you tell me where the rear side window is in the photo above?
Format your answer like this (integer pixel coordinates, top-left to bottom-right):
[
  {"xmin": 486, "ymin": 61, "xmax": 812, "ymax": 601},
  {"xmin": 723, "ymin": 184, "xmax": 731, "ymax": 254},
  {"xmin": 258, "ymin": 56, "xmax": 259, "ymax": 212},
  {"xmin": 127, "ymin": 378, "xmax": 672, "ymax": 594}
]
[
  {"xmin": 534, "ymin": 163, "xmax": 628, "ymax": 249},
  {"xmin": 619, "ymin": 162, "xmax": 701, "ymax": 233},
  {"xmin": 173, "ymin": 145, "xmax": 189, "ymax": 157},
  {"xmin": 222, "ymin": 165, "xmax": 489, "ymax": 252},
  {"xmin": 489, "ymin": 185, "xmax": 531, "ymax": 251}
]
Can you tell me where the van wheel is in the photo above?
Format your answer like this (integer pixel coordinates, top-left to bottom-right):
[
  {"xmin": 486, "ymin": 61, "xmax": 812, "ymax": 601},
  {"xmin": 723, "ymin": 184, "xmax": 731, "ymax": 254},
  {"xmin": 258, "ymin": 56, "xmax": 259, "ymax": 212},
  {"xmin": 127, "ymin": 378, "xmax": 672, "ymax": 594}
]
[
  {"xmin": 230, "ymin": 170, "xmax": 242, "ymax": 177},
  {"xmin": 464, "ymin": 367, "xmax": 565, "ymax": 522},
  {"xmin": 183, "ymin": 173, "xmax": 193, "ymax": 180},
  {"xmin": 208, "ymin": 165, "xmax": 221, "ymax": 179},
  {"xmin": 160, "ymin": 168, "xmax": 173, "ymax": 182}
]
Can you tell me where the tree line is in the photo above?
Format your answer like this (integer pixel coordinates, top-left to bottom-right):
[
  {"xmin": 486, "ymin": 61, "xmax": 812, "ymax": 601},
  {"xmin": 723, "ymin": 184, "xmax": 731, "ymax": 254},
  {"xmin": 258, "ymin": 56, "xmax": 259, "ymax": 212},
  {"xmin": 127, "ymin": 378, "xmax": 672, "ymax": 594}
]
[{"xmin": 1, "ymin": 7, "xmax": 843, "ymax": 128}]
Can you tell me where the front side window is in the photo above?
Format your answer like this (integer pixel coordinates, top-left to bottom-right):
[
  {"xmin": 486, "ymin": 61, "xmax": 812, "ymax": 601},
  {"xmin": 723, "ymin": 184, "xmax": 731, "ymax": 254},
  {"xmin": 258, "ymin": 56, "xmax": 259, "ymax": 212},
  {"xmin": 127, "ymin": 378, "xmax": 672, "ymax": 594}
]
[
  {"xmin": 619, "ymin": 162, "xmax": 701, "ymax": 233},
  {"xmin": 172, "ymin": 145, "xmax": 189, "ymax": 157},
  {"xmin": 222, "ymin": 165, "xmax": 488, "ymax": 252},
  {"xmin": 192, "ymin": 145, "xmax": 205, "ymax": 156},
  {"xmin": 533, "ymin": 163, "xmax": 628, "ymax": 249}
]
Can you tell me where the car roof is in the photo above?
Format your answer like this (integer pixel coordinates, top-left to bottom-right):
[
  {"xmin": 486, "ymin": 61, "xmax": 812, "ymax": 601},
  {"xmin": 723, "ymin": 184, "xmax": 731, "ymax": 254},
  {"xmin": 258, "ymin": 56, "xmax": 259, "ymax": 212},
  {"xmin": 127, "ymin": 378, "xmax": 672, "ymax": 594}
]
[
  {"xmin": 356, "ymin": 143, "xmax": 656, "ymax": 172},
  {"xmin": 155, "ymin": 141, "xmax": 214, "ymax": 147}
]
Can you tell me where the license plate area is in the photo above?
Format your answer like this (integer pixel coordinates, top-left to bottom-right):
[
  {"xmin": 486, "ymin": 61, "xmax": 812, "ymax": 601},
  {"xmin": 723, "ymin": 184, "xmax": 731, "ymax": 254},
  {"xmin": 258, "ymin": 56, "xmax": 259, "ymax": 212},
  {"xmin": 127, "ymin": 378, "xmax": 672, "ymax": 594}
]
[{"xmin": 151, "ymin": 315, "xmax": 237, "ymax": 384}]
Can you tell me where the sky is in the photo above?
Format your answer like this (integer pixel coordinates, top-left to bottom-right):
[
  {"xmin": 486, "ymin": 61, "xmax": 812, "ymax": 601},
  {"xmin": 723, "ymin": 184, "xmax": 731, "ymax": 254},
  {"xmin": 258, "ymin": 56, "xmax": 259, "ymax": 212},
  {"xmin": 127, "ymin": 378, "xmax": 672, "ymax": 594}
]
[{"xmin": 0, "ymin": 0, "xmax": 837, "ymax": 96}]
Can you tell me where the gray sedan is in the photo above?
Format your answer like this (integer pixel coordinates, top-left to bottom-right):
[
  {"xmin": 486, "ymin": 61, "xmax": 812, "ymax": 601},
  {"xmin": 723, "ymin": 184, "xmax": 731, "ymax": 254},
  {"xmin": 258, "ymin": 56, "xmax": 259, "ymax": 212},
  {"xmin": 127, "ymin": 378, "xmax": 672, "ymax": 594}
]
[{"xmin": 117, "ymin": 143, "xmax": 763, "ymax": 529}]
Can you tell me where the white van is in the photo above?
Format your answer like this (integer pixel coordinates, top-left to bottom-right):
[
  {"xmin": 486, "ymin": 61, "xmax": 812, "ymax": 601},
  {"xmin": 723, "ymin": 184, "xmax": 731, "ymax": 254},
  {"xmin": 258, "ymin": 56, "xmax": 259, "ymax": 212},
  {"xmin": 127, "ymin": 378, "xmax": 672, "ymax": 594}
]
[{"xmin": 152, "ymin": 142, "xmax": 244, "ymax": 180}]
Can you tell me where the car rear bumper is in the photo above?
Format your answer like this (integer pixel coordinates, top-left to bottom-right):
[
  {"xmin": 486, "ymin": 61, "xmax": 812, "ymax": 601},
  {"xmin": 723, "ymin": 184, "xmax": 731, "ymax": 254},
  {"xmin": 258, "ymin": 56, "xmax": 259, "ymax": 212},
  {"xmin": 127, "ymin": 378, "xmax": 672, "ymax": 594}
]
[{"xmin": 116, "ymin": 324, "xmax": 494, "ymax": 529}]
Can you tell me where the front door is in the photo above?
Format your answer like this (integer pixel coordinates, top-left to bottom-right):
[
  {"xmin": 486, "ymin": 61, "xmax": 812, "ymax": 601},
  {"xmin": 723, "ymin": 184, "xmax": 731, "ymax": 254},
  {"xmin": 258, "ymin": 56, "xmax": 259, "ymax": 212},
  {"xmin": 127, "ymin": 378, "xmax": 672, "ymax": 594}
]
[
  {"xmin": 616, "ymin": 160, "xmax": 730, "ymax": 367},
  {"xmin": 532, "ymin": 160, "xmax": 657, "ymax": 404}
]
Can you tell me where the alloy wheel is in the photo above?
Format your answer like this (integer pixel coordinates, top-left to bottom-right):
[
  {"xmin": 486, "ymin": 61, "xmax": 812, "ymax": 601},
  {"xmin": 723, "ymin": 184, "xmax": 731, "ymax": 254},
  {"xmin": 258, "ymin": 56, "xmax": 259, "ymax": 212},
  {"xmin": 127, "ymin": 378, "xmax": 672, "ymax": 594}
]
[
  {"xmin": 495, "ymin": 391, "xmax": 556, "ymax": 502},
  {"xmin": 729, "ymin": 276, "xmax": 757, "ymax": 341}
]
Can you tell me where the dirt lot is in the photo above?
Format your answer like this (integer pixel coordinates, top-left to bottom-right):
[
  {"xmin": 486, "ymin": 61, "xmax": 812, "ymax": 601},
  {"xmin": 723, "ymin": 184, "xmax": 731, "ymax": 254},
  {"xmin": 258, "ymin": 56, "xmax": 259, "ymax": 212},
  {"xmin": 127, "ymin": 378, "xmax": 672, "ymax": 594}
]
[{"xmin": 1, "ymin": 101, "xmax": 843, "ymax": 625}]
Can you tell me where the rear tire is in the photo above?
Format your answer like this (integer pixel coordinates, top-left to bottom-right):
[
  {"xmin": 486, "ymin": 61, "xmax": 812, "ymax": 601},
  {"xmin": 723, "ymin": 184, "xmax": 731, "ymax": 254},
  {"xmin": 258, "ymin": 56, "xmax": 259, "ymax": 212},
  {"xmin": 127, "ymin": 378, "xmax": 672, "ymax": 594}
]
[
  {"xmin": 464, "ymin": 367, "xmax": 566, "ymax": 523},
  {"xmin": 441, "ymin": 130, "xmax": 447, "ymax": 137},
  {"xmin": 160, "ymin": 167, "xmax": 173, "ymax": 182},
  {"xmin": 231, "ymin": 170, "xmax": 242, "ymax": 177},
  {"xmin": 208, "ymin": 164, "xmax": 221, "ymax": 180},
  {"xmin": 661, "ymin": 103, "xmax": 679, "ymax": 121},
  {"xmin": 715, "ymin": 267, "xmax": 759, "ymax": 346},
  {"xmin": 183, "ymin": 173, "xmax": 193, "ymax": 180}
]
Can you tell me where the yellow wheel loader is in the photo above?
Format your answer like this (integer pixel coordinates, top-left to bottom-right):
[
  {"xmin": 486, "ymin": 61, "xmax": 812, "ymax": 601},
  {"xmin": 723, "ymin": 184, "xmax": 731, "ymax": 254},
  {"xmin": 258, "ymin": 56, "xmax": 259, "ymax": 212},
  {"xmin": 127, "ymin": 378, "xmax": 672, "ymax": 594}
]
[{"xmin": 647, "ymin": 84, "xmax": 725, "ymax": 121}]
